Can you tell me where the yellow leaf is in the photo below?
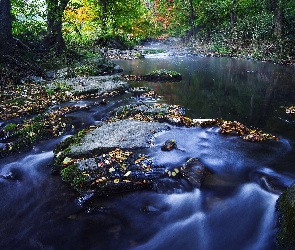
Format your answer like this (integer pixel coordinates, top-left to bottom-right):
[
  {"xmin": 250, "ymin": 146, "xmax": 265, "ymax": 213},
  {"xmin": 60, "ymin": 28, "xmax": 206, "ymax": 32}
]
[{"xmin": 124, "ymin": 171, "xmax": 131, "ymax": 177}]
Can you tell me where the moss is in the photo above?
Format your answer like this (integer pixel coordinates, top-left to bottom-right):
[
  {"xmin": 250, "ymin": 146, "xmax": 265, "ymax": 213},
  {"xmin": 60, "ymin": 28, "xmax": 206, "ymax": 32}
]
[
  {"xmin": 74, "ymin": 58, "xmax": 116, "ymax": 76},
  {"xmin": 60, "ymin": 164, "xmax": 87, "ymax": 191},
  {"xmin": 276, "ymin": 183, "xmax": 295, "ymax": 250},
  {"xmin": 4, "ymin": 123, "xmax": 17, "ymax": 132},
  {"xmin": 53, "ymin": 128, "xmax": 90, "ymax": 154},
  {"xmin": 144, "ymin": 69, "xmax": 182, "ymax": 81},
  {"xmin": 143, "ymin": 49, "xmax": 166, "ymax": 54},
  {"xmin": 53, "ymin": 81, "xmax": 73, "ymax": 92}
]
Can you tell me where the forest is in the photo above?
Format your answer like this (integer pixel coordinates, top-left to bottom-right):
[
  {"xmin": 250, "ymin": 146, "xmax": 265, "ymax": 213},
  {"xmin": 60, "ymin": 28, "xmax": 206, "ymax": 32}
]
[{"xmin": 0, "ymin": 0, "xmax": 295, "ymax": 69}]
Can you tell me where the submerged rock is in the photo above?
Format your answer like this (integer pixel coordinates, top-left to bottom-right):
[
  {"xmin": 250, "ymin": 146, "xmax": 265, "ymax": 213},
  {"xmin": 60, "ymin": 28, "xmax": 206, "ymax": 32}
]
[
  {"xmin": 180, "ymin": 158, "xmax": 211, "ymax": 188},
  {"xmin": 161, "ymin": 139, "xmax": 177, "ymax": 151},
  {"xmin": 0, "ymin": 170, "xmax": 17, "ymax": 180},
  {"xmin": 250, "ymin": 169, "xmax": 289, "ymax": 195}
]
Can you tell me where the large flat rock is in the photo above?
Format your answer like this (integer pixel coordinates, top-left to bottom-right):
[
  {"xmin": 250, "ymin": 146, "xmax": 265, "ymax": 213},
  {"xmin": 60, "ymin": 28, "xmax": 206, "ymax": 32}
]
[
  {"xmin": 47, "ymin": 75, "xmax": 127, "ymax": 95},
  {"xmin": 70, "ymin": 120, "xmax": 168, "ymax": 155}
]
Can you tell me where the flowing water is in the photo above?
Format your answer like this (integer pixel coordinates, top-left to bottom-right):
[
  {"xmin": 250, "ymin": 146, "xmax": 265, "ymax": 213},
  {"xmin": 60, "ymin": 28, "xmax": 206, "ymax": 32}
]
[{"xmin": 1, "ymin": 46, "xmax": 295, "ymax": 249}]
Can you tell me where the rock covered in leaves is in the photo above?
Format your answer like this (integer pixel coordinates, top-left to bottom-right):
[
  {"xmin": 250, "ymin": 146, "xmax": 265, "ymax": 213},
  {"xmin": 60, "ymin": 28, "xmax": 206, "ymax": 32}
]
[
  {"xmin": 219, "ymin": 120, "xmax": 279, "ymax": 142},
  {"xmin": 129, "ymin": 87, "xmax": 161, "ymax": 100},
  {"xmin": 0, "ymin": 106, "xmax": 89, "ymax": 158},
  {"xmin": 195, "ymin": 118, "xmax": 279, "ymax": 142},
  {"xmin": 53, "ymin": 120, "xmax": 169, "ymax": 194},
  {"xmin": 60, "ymin": 148, "xmax": 166, "ymax": 195}
]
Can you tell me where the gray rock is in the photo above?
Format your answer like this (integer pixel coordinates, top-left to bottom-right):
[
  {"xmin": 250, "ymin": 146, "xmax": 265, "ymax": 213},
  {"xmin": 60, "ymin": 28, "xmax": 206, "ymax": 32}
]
[
  {"xmin": 70, "ymin": 120, "xmax": 169, "ymax": 155},
  {"xmin": 77, "ymin": 158, "xmax": 97, "ymax": 171},
  {"xmin": 51, "ymin": 67, "xmax": 77, "ymax": 79},
  {"xmin": 47, "ymin": 75, "xmax": 128, "ymax": 95}
]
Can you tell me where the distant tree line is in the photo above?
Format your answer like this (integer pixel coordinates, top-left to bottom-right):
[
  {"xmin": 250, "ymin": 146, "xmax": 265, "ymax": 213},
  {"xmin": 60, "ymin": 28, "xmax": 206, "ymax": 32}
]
[{"xmin": 0, "ymin": 0, "xmax": 294, "ymax": 61}]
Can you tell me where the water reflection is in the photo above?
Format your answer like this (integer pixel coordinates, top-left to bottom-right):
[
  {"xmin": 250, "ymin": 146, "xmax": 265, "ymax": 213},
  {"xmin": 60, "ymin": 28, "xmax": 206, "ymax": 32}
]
[{"xmin": 116, "ymin": 57, "xmax": 295, "ymax": 138}]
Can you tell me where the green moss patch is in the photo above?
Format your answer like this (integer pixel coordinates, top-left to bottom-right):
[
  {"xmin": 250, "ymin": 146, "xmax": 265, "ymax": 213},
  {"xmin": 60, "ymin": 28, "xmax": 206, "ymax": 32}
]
[
  {"xmin": 276, "ymin": 183, "xmax": 295, "ymax": 250},
  {"xmin": 144, "ymin": 69, "xmax": 182, "ymax": 81}
]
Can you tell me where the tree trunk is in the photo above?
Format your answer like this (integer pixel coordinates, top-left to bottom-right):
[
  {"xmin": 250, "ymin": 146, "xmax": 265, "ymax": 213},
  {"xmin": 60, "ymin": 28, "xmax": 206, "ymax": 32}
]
[
  {"xmin": 274, "ymin": 0, "xmax": 283, "ymax": 41},
  {"xmin": 99, "ymin": 0, "xmax": 108, "ymax": 33},
  {"xmin": 0, "ymin": 0, "xmax": 13, "ymax": 53},
  {"xmin": 188, "ymin": 0, "xmax": 195, "ymax": 36},
  {"xmin": 44, "ymin": 0, "xmax": 69, "ymax": 52},
  {"xmin": 230, "ymin": 0, "xmax": 237, "ymax": 28}
]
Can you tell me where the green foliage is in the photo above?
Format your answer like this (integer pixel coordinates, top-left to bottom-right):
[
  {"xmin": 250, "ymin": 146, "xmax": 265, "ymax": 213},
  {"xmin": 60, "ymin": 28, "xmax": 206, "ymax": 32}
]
[
  {"xmin": 6, "ymin": 0, "xmax": 295, "ymax": 62},
  {"xmin": 63, "ymin": 0, "xmax": 152, "ymax": 47},
  {"xmin": 11, "ymin": 0, "xmax": 47, "ymax": 41}
]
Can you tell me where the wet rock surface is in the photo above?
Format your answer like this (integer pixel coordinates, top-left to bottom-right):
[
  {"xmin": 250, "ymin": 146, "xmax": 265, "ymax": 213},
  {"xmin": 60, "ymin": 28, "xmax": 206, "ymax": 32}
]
[
  {"xmin": 60, "ymin": 148, "xmax": 166, "ymax": 195},
  {"xmin": 161, "ymin": 139, "xmax": 177, "ymax": 151},
  {"xmin": 180, "ymin": 158, "xmax": 211, "ymax": 188},
  {"xmin": 276, "ymin": 183, "xmax": 295, "ymax": 249},
  {"xmin": 0, "ymin": 170, "xmax": 17, "ymax": 180}
]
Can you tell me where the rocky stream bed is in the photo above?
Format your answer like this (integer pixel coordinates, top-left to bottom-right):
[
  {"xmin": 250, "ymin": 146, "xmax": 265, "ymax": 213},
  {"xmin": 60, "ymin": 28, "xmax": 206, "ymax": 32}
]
[{"xmin": 1, "ymin": 45, "xmax": 295, "ymax": 249}]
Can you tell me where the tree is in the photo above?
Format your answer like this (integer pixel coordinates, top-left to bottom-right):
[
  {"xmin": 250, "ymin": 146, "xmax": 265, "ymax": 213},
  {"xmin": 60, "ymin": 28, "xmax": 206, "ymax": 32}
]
[
  {"xmin": 44, "ymin": 0, "xmax": 70, "ymax": 52},
  {"xmin": 273, "ymin": 0, "xmax": 283, "ymax": 41},
  {"xmin": 63, "ymin": 0, "xmax": 151, "ymax": 46},
  {"xmin": 0, "ymin": 0, "xmax": 13, "ymax": 53},
  {"xmin": 188, "ymin": 0, "xmax": 196, "ymax": 36}
]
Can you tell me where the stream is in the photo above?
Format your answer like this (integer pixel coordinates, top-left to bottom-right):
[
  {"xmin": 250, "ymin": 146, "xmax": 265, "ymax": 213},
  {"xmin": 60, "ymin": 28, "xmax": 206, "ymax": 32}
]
[{"xmin": 1, "ymin": 44, "xmax": 295, "ymax": 249}]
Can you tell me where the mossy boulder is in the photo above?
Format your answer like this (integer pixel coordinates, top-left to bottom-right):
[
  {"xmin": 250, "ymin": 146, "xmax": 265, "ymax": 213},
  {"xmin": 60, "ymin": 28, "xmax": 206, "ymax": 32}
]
[
  {"xmin": 53, "ymin": 120, "xmax": 169, "ymax": 194},
  {"xmin": 143, "ymin": 69, "xmax": 182, "ymax": 81},
  {"xmin": 74, "ymin": 57, "xmax": 118, "ymax": 76},
  {"xmin": 276, "ymin": 182, "xmax": 295, "ymax": 249}
]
